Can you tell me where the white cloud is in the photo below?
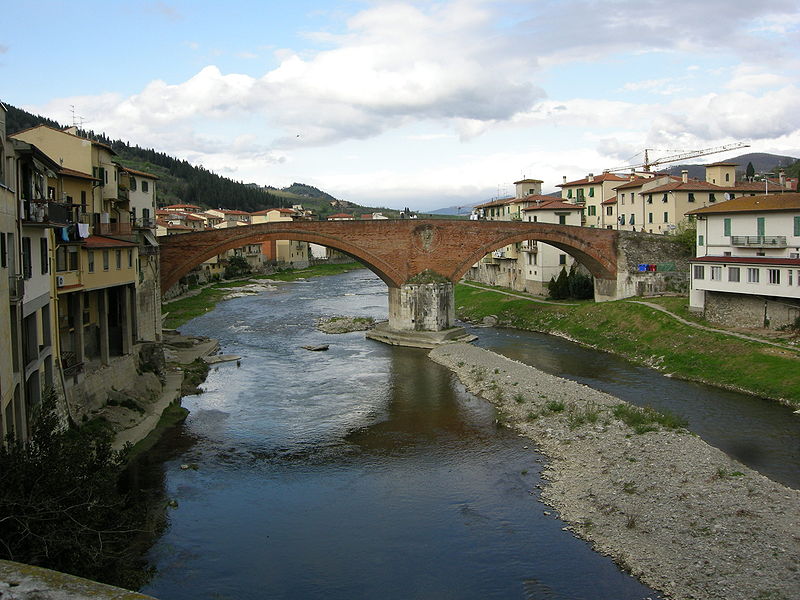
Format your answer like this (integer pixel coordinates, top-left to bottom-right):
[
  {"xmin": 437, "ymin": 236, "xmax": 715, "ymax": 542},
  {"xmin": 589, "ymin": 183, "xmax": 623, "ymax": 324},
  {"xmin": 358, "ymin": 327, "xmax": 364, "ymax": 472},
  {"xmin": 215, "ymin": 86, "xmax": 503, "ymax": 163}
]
[{"xmin": 725, "ymin": 65, "xmax": 791, "ymax": 91}]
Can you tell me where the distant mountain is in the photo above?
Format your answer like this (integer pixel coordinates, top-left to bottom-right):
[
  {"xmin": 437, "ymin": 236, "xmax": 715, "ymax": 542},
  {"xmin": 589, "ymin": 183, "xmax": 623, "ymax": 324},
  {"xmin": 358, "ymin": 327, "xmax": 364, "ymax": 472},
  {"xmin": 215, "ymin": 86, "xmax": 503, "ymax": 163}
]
[
  {"xmin": 429, "ymin": 191, "xmax": 561, "ymax": 215},
  {"xmin": 663, "ymin": 152, "xmax": 798, "ymax": 179}
]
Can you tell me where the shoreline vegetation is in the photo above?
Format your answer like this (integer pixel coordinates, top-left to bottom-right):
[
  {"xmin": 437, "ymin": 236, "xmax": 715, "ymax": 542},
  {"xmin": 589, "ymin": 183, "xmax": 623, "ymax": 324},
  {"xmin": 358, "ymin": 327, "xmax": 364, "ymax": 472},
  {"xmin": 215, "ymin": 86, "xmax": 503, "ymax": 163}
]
[
  {"xmin": 429, "ymin": 343, "xmax": 800, "ymax": 600},
  {"xmin": 455, "ymin": 282, "xmax": 800, "ymax": 407},
  {"xmin": 162, "ymin": 262, "xmax": 364, "ymax": 330}
]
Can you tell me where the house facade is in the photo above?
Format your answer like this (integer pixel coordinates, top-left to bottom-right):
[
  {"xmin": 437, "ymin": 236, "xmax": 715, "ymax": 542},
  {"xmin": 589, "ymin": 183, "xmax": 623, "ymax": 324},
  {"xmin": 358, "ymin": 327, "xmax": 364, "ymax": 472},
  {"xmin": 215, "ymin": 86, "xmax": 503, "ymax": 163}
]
[{"xmin": 687, "ymin": 193, "xmax": 800, "ymax": 329}]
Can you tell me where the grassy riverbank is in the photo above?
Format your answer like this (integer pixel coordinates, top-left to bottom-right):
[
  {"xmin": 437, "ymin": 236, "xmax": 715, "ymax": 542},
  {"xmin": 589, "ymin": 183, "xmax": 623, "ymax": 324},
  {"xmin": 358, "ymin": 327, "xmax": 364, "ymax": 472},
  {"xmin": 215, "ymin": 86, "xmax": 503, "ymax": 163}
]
[
  {"xmin": 162, "ymin": 262, "xmax": 364, "ymax": 329},
  {"xmin": 456, "ymin": 283, "xmax": 800, "ymax": 406}
]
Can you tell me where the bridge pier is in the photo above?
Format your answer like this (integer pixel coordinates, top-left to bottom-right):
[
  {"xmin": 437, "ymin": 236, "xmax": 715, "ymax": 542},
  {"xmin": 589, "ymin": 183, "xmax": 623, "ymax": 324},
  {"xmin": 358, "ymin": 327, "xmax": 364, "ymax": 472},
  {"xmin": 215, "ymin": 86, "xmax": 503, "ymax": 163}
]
[{"xmin": 366, "ymin": 282, "xmax": 476, "ymax": 349}]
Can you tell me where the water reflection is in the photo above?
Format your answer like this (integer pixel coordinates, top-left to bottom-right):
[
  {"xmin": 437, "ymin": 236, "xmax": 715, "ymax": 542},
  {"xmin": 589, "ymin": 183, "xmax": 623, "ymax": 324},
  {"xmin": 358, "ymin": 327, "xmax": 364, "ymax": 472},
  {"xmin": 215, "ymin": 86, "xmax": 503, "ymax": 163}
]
[{"xmin": 140, "ymin": 271, "xmax": 660, "ymax": 600}]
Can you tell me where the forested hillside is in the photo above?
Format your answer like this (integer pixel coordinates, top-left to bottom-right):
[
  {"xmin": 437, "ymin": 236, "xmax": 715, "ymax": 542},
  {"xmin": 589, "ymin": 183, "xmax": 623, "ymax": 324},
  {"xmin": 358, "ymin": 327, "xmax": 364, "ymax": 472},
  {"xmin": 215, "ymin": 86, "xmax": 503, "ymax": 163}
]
[{"xmin": 2, "ymin": 103, "xmax": 368, "ymax": 215}]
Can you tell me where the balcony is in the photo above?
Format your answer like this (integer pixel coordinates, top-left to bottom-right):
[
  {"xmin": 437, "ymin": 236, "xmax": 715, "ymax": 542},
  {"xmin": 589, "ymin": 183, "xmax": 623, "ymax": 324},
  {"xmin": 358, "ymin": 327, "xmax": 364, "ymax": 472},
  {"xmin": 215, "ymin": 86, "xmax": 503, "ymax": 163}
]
[
  {"xmin": 492, "ymin": 250, "xmax": 506, "ymax": 259},
  {"xmin": 139, "ymin": 244, "xmax": 160, "ymax": 256},
  {"xmin": 132, "ymin": 217, "xmax": 156, "ymax": 229},
  {"xmin": 521, "ymin": 242, "xmax": 537, "ymax": 253},
  {"xmin": 730, "ymin": 235, "xmax": 787, "ymax": 248},
  {"xmin": 95, "ymin": 221, "xmax": 133, "ymax": 237},
  {"xmin": 21, "ymin": 200, "xmax": 74, "ymax": 226},
  {"xmin": 8, "ymin": 275, "xmax": 24, "ymax": 302}
]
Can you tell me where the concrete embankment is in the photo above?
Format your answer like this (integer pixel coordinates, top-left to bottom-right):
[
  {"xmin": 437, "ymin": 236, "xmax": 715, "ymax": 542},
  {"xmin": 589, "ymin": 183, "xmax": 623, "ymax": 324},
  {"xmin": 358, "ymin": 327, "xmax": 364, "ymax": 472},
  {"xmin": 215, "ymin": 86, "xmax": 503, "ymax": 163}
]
[{"xmin": 429, "ymin": 343, "xmax": 800, "ymax": 600}]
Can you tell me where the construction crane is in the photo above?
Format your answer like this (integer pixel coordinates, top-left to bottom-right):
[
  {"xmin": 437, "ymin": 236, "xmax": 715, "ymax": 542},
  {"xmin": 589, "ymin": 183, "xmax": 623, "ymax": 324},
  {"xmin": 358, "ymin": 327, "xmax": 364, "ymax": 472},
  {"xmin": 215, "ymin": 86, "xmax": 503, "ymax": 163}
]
[{"xmin": 603, "ymin": 142, "xmax": 750, "ymax": 173}]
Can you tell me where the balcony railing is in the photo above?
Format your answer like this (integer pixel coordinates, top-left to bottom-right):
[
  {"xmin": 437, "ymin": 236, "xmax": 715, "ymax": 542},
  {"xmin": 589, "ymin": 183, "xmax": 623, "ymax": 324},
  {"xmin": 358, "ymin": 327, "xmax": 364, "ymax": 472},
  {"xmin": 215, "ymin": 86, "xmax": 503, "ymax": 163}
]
[
  {"xmin": 21, "ymin": 200, "xmax": 74, "ymax": 226},
  {"xmin": 132, "ymin": 217, "xmax": 156, "ymax": 229},
  {"xmin": 96, "ymin": 222, "xmax": 133, "ymax": 237},
  {"xmin": 730, "ymin": 235, "xmax": 787, "ymax": 248},
  {"xmin": 8, "ymin": 275, "xmax": 24, "ymax": 301}
]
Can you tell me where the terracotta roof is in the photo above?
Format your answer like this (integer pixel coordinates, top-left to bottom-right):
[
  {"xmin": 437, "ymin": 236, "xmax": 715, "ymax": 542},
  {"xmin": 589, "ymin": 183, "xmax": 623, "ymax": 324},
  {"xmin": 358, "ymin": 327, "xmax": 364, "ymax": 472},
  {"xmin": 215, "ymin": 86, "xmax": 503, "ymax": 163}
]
[
  {"xmin": 613, "ymin": 176, "xmax": 671, "ymax": 190},
  {"xmin": 361, "ymin": 214, "xmax": 374, "ymax": 219},
  {"xmin": 513, "ymin": 178, "xmax": 544, "ymax": 184},
  {"xmin": 474, "ymin": 197, "xmax": 514, "ymax": 209},
  {"xmin": 732, "ymin": 181, "xmax": 786, "ymax": 192},
  {"xmin": 83, "ymin": 235, "xmax": 137, "ymax": 248},
  {"xmin": 122, "ymin": 166, "xmax": 160, "ymax": 180},
  {"xmin": 521, "ymin": 199, "xmax": 583, "ymax": 211},
  {"xmin": 558, "ymin": 173, "xmax": 627, "ymax": 187},
  {"xmin": 641, "ymin": 180, "xmax": 727, "ymax": 194},
  {"xmin": 185, "ymin": 214, "xmax": 205, "ymax": 221},
  {"xmin": 222, "ymin": 209, "xmax": 251, "ymax": 215},
  {"xmin": 166, "ymin": 223, "xmax": 193, "ymax": 231},
  {"xmin": 164, "ymin": 203, "xmax": 200, "ymax": 210},
  {"xmin": 602, "ymin": 196, "xmax": 617, "ymax": 205},
  {"xmin": 58, "ymin": 167, "xmax": 97, "ymax": 181},
  {"xmin": 691, "ymin": 256, "xmax": 800, "ymax": 267},
  {"xmin": 328, "ymin": 213, "xmax": 354, "ymax": 219},
  {"xmin": 686, "ymin": 193, "xmax": 800, "ymax": 215}
]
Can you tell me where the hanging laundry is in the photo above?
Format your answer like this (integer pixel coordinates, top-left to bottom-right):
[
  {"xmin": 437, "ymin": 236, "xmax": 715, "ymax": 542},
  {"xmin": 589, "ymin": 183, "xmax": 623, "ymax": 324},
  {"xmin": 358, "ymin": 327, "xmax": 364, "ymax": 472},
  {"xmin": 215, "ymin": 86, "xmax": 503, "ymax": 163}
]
[
  {"xmin": 60, "ymin": 227, "xmax": 69, "ymax": 242},
  {"xmin": 77, "ymin": 223, "xmax": 90, "ymax": 238}
]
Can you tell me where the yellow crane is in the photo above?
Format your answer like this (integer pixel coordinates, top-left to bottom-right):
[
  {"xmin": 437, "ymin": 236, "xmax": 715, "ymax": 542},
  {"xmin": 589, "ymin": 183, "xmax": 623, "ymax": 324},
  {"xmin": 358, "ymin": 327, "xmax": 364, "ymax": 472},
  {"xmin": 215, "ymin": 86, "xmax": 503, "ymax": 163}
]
[{"xmin": 603, "ymin": 142, "xmax": 750, "ymax": 173}]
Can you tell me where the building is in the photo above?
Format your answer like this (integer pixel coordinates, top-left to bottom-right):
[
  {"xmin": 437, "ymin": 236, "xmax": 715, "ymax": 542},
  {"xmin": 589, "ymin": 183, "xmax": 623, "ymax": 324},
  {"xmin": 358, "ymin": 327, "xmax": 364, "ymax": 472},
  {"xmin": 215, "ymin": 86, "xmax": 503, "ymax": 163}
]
[
  {"xmin": 469, "ymin": 178, "xmax": 581, "ymax": 293},
  {"xmin": 558, "ymin": 172, "xmax": 628, "ymax": 228},
  {"xmin": 687, "ymin": 193, "xmax": 800, "ymax": 329},
  {"xmin": 250, "ymin": 208, "xmax": 310, "ymax": 268}
]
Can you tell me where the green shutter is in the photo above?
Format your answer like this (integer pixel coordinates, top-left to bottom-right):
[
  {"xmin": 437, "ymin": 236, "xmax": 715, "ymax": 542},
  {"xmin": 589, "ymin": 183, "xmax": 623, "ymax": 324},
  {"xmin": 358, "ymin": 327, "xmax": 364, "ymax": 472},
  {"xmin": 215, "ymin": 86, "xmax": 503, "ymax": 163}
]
[
  {"xmin": 757, "ymin": 217, "xmax": 765, "ymax": 237},
  {"xmin": 724, "ymin": 218, "xmax": 731, "ymax": 236},
  {"xmin": 698, "ymin": 234, "xmax": 704, "ymax": 246},
  {"xmin": 795, "ymin": 216, "xmax": 800, "ymax": 236}
]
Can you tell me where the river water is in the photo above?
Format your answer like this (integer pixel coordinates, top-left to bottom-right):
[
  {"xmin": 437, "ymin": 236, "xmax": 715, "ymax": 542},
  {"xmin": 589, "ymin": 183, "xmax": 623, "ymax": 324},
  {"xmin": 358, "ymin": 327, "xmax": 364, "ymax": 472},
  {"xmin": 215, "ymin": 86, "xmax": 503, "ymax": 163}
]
[{"xmin": 138, "ymin": 270, "xmax": 798, "ymax": 599}]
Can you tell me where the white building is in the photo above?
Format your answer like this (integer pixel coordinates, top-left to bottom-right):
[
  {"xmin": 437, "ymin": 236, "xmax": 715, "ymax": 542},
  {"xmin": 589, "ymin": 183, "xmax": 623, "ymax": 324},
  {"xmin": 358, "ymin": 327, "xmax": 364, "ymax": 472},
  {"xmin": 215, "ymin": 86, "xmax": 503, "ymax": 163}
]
[{"xmin": 687, "ymin": 193, "xmax": 800, "ymax": 329}]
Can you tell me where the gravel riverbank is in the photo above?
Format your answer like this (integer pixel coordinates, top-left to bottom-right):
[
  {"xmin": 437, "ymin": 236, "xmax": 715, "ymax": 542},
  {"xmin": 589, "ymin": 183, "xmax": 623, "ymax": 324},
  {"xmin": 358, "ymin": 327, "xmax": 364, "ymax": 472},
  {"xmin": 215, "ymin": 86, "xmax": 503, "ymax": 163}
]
[{"xmin": 429, "ymin": 343, "xmax": 800, "ymax": 600}]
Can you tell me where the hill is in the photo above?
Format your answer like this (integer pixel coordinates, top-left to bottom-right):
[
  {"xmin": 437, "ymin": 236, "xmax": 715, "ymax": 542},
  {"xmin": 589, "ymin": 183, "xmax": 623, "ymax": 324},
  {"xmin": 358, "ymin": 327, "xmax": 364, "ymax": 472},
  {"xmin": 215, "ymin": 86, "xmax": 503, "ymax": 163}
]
[
  {"xmin": 2, "ymin": 102, "xmax": 386, "ymax": 218},
  {"xmin": 663, "ymin": 152, "xmax": 798, "ymax": 179}
]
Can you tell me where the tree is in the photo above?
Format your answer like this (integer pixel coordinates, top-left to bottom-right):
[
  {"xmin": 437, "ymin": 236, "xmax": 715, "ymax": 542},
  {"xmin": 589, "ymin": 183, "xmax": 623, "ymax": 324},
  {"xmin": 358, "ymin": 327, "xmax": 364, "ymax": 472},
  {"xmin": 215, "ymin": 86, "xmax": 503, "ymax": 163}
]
[
  {"xmin": 0, "ymin": 391, "xmax": 155, "ymax": 589},
  {"xmin": 548, "ymin": 267, "xmax": 571, "ymax": 300},
  {"xmin": 223, "ymin": 255, "xmax": 252, "ymax": 279},
  {"xmin": 746, "ymin": 162, "xmax": 755, "ymax": 181},
  {"xmin": 567, "ymin": 266, "xmax": 594, "ymax": 299}
]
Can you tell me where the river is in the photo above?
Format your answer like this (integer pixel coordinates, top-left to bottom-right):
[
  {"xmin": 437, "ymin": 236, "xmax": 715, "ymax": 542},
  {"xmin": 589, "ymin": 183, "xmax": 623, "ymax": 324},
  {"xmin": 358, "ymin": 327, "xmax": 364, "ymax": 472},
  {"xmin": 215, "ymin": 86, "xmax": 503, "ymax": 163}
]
[{"xmin": 137, "ymin": 269, "xmax": 797, "ymax": 599}]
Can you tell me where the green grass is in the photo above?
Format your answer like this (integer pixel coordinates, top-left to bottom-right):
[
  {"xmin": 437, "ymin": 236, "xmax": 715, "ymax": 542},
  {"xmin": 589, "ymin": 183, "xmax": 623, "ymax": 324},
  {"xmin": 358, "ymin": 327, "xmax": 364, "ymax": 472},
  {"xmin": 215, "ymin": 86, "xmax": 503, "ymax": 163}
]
[
  {"xmin": 163, "ymin": 263, "xmax": 363, "ymax": 329},
  {"xmin": 455, "ymin": 283, "xmax": 800, "ymax": 406},
  {"xmin": 612, "ymin": 403, "xmax": 688, "ymax": 434}
]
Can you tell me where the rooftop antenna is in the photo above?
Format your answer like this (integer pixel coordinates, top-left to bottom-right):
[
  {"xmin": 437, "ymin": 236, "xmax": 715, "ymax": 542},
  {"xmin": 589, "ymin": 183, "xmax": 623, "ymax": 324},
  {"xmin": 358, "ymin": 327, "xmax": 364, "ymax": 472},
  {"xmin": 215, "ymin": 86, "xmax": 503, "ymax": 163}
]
[{"xmin": 69, "ymin": 104, "xmax": 87, "ymax": 129}]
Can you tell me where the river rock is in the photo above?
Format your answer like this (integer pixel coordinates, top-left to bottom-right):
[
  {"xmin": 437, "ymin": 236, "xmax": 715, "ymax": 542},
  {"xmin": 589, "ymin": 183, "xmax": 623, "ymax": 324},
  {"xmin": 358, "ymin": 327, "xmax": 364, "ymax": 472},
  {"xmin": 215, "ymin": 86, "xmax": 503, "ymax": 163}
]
[{"xmin": 317, "ymin": 316, "xmax": 375, "ymax": 334}]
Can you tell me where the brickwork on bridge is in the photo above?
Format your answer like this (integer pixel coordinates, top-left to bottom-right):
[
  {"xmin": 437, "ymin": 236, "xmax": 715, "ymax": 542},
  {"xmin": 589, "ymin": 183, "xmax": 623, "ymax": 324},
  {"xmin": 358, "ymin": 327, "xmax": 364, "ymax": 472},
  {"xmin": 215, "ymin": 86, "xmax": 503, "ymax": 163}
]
[{"xmin": 158, "ymin": 219, "xmax": 619, "ymax": 292}]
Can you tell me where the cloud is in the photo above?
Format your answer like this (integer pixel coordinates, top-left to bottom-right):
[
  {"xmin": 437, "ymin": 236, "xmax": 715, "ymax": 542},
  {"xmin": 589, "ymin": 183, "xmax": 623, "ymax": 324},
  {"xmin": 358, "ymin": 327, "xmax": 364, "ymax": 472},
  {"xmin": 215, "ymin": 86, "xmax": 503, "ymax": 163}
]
[
  {"xmin": 620, "ymin": 78, "xmax": 687, "ymax": 96},
  {"xmin": 725, "ymin": 65, "xmax": 791, "ymax": 91}
]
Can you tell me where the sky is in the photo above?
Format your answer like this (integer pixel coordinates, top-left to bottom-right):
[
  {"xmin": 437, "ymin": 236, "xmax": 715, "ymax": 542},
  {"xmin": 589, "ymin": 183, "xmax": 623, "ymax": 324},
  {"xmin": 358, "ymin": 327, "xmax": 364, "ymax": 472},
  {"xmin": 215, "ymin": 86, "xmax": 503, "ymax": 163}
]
[{"xmin": 2, "ymin": 0, "xmax": 800, "ymax": 211}]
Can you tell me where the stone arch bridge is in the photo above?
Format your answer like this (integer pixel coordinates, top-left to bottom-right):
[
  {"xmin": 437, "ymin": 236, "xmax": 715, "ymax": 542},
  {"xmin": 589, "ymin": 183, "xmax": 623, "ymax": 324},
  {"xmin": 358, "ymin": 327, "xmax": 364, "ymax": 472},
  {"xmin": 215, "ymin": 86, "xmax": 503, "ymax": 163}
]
[{"xmin": 158, "ymin": 220, "xmax": 625, "ymax": 346}]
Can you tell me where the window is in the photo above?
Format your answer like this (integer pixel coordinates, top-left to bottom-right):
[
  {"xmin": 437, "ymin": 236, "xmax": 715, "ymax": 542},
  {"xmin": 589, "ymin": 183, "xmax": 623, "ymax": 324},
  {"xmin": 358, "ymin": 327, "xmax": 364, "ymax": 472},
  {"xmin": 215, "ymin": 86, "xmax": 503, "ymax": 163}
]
[
  {"xmin": 698, "ymin": 234, "xmax": 704, "ymax": 246},
  {"xmin": 130, "ymin": 177, "xmax": 137, "ymax": 191},
  {"xmin": 711, "ymin": 266, "xmax": 722, "ymax": 280},
  {"xmin": 142, "ymin": 180, "xmax": 149, "ymax": 193},
  {"xmin": 795, "ymin": 216, "xmax": 800, "ymax": 237},
  {"xmin": 619, "ymin": 214, "xmax": 626, "ymax": 225},
  {"xmin": 747, "ymin": 268, "xmax": 759, "ymax": 283},
  {"xmin": 768, "ymin": 269, "xmax": 780, "ymax": 285},
  {"xmin": 103, "ymin": 249, "xmax": 109, "ymax": 271},
  {"xmin": 567, "ymin": 189, "xmax": 573, "ymax": 199},
  {"xmin": 693, "ymin": 265, "xmax": 704, "ymax": 279},
  {"xmin": 728, "ymin": 267, "xmax": 740, "ymax": 282},
  {"xmin": 725, "ymin": 173, "xmax": 730, "ymax": 182},
  {"xmin": 647, "ymin": 194, "xmax": 653, "ymax": 204},
  {"xmin": 40, "ymin": 238, "xmax": 48, "ymax": 274},
  {"xmin": 663, "ymin": 212, "xmax": 669, "ymax": 223},
  {"xmin": 724, "ymin": 218, "xmax": 731, "ymax": 237},
  {"xmin": 116, "ymin": 249, "xmax": 122, "ymax": 269},
  {"xmin": 709, "ymin": 193, "xmax": 716, "ymax": 202},
  {"xmin": 757, "ymin": 217, "xmax": 765, "ymax": 237},
  {"xmin": 88, "ymin": 250, "xmax": 94, "ymax": 273},
  {"xmin": 648, "ymin": 212, "xmax": 653, "ymax": 224},
  {"xmin": 688, "ymin": 192, "xmax": 695, "ymax": 203},
  {"xmin": 621, "ymin": 193, "xmax": 625, "ymax": 205},
  {"xmin": 589, "ymin": 187, "xmax": 595, "ymax": 197},
  {"xmin": 629, "ymin": 214, "xmax": 635, "ymax": 225},
  {"xmin": 0, "ymin": 233, "xmax": 5, "ymax": 268},
  {"xmin": 558, "ymin": 214, "xmax": 566, "ymax": 225},
  {"xmin": 21, "ymin": 237, "xmax": 31, "ymax": 279},
  {"xmin": 577, "ymin": 189, "xmax": 584, "ymax": 201},
  {"xmin": 789, "ymin": 270, "xmax": 793, "ymax": 286},
  {"xmin": 559, "ymin": 254, "xmax": 566, "ymax": 265},
  {"xmin": 606, "ymin": 206, "xmax": 613, "ymax": 216},
  {"xmin": 662, "ymin": 193, "xmax": 668, "ymax": 203},
  {"xmin": 587, "ymin": 205, "xmax": 596, "ymax": 216},
  {"xmin": 128, "ymin": 249, "xmax": 133, "ymax": 268}
]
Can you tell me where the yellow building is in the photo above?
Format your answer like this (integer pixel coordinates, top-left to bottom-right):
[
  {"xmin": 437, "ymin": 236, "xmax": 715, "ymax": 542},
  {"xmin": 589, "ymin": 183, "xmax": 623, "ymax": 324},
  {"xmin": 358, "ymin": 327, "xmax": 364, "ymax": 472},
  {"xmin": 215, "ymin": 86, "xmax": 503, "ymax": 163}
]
[
  {"xmin": 250, "ymin": 208, "xmax": 310, "ymax": 267},
  {"xmin": 557, "ymin": 172, "xmax": 627, "ymax": 228}
]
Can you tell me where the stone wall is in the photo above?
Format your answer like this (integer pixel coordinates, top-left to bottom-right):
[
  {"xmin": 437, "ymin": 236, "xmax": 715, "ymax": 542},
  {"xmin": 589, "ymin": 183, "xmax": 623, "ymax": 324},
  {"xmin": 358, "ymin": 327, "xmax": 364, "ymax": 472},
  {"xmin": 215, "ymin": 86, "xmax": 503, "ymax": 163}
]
[
  {"xmin": 704, "ymin": 291, "xmax": 800, "ymax": 329},
  {"xmin": 388, "ymin": 283, "xmax": 454, "ymax": 331},
  {"xmin": 466, "ymin": 263, "xmax": 526, "ymax": 292},
  {"xmin": 615, "ymin": 231, "xmax": 691, "ymax": 298}
]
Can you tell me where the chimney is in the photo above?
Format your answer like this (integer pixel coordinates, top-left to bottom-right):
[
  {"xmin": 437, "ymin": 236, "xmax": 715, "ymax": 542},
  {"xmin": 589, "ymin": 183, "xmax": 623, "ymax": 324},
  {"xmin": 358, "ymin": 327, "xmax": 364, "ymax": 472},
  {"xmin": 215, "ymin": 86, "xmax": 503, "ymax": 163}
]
[
  {"xmin": 779, "ymin": 170, "xmax": 787, "ymax": 188},
  {"xmin": 681, "ymin": 170, "xmax": 688, "ymax": 184},
  {"xmin": 588, "ymin": 173, "xmax": 594, "ymax": 182},
  {"xmin": 562, "ymin": 175, "xmax": 567, "ymax": 184},
  {"xmin": 629, "ymin": 172, "xmax": 635, "ymax": 181}
]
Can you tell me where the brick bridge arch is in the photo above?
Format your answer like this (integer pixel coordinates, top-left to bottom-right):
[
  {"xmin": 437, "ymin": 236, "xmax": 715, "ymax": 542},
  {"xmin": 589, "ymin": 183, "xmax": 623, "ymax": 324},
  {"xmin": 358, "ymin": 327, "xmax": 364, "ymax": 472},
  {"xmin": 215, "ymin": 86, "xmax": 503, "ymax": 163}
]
[{"xmin": 158, "ymin": 219, "xmax": 619, "ymax": 292}]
